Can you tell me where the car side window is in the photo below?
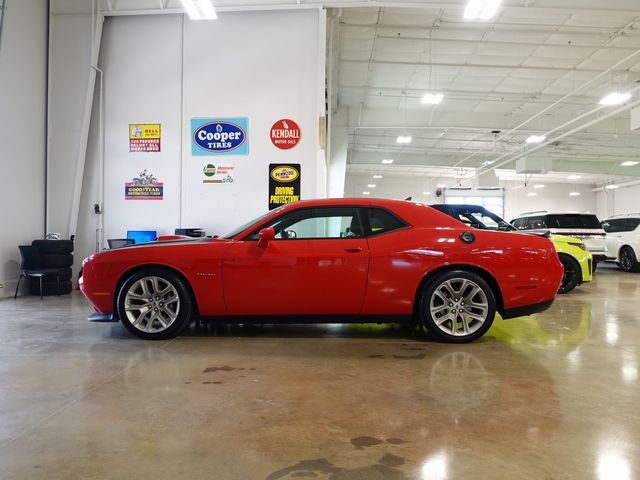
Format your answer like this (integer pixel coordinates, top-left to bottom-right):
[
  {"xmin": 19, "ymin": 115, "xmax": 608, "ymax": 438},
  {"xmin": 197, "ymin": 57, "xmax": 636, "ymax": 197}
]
[
  {"xmin": 363, "ymin": 207, "xmax": 408, "ymax": 236},
  {"xmin": 511, "ymin": 218, "xmax": 524, "ymax": 229},
  {"xmin": 525, "ymin": 216, "xmax": 545, "ymax": 229},
  {"xmin": 625, "ymin": 219, "xmax": 640, "ymax": 232},
  {"xmin": 246, "ymin": 207, "xmax": 363, "ymax": 240},
  {"xmin": 604, "ymin": 219, "xmax": 626, "ymax": 233}
]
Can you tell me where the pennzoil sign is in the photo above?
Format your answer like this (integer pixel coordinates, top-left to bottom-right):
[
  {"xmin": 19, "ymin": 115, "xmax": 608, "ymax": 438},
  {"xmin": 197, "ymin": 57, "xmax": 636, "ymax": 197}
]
[
  {"xmin": 269, "ymin": 164, "xmax": 301, "ymax": 210},
  {"xmin": 270, "ymin": 166, "xmax": 299, "ymax": 183},
  {"xmin": 191, "ymin": 118, "xmax": 248, "ymax": 155}
]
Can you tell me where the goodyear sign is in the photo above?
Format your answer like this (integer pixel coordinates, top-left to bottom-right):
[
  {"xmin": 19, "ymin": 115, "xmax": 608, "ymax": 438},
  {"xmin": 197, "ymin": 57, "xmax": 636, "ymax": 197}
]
[
  {"xmin": 129, "ymin": 124, "xmax": 160, "ymax": 152},
  {"xmin": 191, "ymin": 118, "xmax": 248, "ymax": 156},
  {"xmin": 268, "ymin": 164, "xmax": 301, "ymax": 210},
  {"xmin": 125, "ymin": 183, "xmax": 164, "ymax": 200}
]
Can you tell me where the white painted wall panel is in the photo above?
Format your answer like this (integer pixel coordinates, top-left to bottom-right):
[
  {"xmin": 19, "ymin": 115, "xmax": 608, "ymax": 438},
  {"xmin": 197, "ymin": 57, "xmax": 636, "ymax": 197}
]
[
  {"xmin": 100, "ymin": 15, "xmax": 183, "ymax": 240},
  {"xmin": 181, "ymin": 9, "xmax": 323, "ymax": 235},
  {"xmin": 0, "ymin": 0, "xmax": 47, "ymax": 297}
]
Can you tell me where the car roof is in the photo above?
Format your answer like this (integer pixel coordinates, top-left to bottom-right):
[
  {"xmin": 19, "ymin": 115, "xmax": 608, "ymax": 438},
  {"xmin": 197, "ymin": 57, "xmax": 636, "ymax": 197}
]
[
  {"xmin": 514, "ymin": 211, "xmax": 598, "ymax": 218},
  {"xmin": 604, "ymin": 213, "xmax": 640, "ymax": 220}
]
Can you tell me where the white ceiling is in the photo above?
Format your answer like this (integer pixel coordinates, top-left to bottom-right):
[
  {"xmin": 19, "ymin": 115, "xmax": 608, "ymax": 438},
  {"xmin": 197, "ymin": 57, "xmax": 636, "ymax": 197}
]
[{"xmin": 328, "ymin": 1, "xmax": 640, "ymax": 189}]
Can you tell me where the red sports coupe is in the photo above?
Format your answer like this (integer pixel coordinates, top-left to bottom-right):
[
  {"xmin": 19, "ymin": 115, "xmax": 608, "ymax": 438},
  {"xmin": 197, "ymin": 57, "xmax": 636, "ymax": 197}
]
[{"xmin": 80, "ymin": 199, "xmax": 563, "ymax": 343}]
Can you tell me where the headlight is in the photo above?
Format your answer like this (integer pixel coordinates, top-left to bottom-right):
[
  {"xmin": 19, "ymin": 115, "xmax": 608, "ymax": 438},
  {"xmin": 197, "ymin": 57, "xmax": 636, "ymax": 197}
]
[{"xmin": 569, "ymin": 241, "xmax": 587, "ymax": 250}]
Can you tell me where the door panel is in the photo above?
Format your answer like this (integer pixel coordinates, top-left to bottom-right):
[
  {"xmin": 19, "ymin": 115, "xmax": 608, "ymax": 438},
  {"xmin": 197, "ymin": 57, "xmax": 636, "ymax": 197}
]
[{"xmin": 222, "ymin": 238, "xmax": 369, "ymax": 315}]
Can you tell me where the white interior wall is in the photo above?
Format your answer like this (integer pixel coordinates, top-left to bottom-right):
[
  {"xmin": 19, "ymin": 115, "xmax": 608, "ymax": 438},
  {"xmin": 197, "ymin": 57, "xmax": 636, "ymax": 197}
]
[
  {"xmin": 81, "ymin": 9, "xmax": 325, "ymax": 247},
  {"xmin": 596, "ymin": 183, "xmax": 640, "ymax": 220},
  {"xmin": 344, "ymin": 172, "xmax": 598, "ymax": 220},
  {"xmin": 0, "ymin": 0, "xmax": 47, "ymax": 297}
]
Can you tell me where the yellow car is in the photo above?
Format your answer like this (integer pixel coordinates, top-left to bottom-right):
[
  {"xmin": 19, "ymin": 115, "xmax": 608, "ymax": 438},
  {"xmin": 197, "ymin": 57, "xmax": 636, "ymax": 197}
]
[
  {"xmin": 550, "ymin": 235, "xmax": 592, "ymax": 294},
  {"xmin": 431, "ymin": 204, "xmax": 592, "ymax": 294}
]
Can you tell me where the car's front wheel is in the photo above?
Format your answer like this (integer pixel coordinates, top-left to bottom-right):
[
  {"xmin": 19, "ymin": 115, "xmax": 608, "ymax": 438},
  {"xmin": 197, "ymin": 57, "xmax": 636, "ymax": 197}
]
[
  {"xmin": 558, "ymin": 254, "xmax": 581, "ymax": 294},
  {"xmin": 419, "ymin": 270, "xmax": 496, "ymax": 343},
  {"xmin": 619, "ymin": 247, "xmax": 640, "ymax": 273},
  {"xmin": 116, "ymin": 268, "xmax": 194, "ymax": 340}
]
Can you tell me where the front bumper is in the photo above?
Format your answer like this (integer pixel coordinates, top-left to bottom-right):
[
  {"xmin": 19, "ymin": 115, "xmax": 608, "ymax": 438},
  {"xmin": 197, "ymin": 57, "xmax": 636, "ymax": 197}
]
[{"xmin": 88, "ymin": 312, "xmax": 117, "ymax": 322}]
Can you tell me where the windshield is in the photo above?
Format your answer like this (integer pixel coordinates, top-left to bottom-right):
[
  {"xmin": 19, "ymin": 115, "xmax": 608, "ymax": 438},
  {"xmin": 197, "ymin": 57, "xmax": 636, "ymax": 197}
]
[
  {"xmin": 434, "ymin": 205, "xmax": 516, "ymax": 231},
  {"xmin": 219, "ymin": 209, "xmax": 281, "ymax": 239},
  {"xmin": 545, "ymin": 214, "xmax": 601, "ymax": 229}
]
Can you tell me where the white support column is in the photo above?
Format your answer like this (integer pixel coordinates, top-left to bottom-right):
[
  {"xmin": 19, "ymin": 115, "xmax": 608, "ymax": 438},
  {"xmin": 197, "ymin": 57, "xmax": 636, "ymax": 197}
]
[
  {"xmin": 66, "ymin": 13, "xmax": 104, "ymax": 240},
  {"xmin": 328, "ymin": 107, "xmax": 348, "ymax": 198}
]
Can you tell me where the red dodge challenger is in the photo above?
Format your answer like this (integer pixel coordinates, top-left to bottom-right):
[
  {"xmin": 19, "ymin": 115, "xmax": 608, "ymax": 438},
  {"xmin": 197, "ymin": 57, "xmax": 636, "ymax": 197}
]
[{"xmin": 80, "ymin": 198, "xmax": 563, "ymax": 343}]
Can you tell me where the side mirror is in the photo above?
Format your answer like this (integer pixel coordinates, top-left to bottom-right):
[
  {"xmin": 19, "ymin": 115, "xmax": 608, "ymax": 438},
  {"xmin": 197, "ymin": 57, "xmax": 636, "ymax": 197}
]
[{"xmin": 257, "ymin": 227, "xmax": 276, "ymax": 248}]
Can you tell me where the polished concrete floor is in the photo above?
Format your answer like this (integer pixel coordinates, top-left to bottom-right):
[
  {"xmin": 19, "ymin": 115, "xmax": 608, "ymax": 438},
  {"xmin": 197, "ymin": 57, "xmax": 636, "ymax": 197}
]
[{"xmin": 0, "ymin": 264, "xmax": 638, "ymax": 479}]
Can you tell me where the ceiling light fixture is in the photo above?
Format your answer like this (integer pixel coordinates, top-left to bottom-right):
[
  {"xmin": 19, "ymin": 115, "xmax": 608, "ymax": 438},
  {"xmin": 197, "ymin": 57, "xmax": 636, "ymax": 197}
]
[
  {"xmin": 437, "ymin": 184, "xmax": 446, "ymax": 188},
  {"xmin": 464, "ymin": 0, "xmax": 503, "ymax": 20},
  {"xmin": 423, "ymin": 191, "xmax": 431, "ymax": 195},
  {"xmin": 180, "ymin": 0, "xmax": 217, "ymax": 20},
  {"xmin": 527, "ymin": 192, "xmax": 537, "ymax": 197},
  {"xmin": 526, "ymin": 135, "xmax": 546, "ymax": 144},
  {"xmin": 421, "ymin": 93, "xmax": 444, "ymax": 105},
  {"xmin": 605, "ymin": 184, "xmax": 619, "ymax": 190},
  {"xmin": 568, "ymin": 174, "xmax": 581, "ymax": 180},
  {"xmin": 599, "ymin": 92, "xmax": 631, "ymax": 106},
  {"xmin": 396, "ymin": 136, "xmax": 412, "ymax": 144},
  {"xmin": 382, "ymin": 159, "xmax": 394, "ymax": 164},
  {"xmin": 373, "ymin": 175, "xmax": 383, "ymax": 179},
  {"xmin": 362, "ymin": 191, "xmax": 371, "ymax": 195},
  {"xmin": 621, "ymin": 161, "xmax": 639, "ymax": 166},
  {"xmin": 569, "ymin": 192, "xmax": 581, "ymax": 196},
  {"xmin": 534, "ymin": 184, "xmax": 545, "ymax": 189},
  {"xmin": 367, "ymin": 184, "xmax": 376, "ymax": 188}
]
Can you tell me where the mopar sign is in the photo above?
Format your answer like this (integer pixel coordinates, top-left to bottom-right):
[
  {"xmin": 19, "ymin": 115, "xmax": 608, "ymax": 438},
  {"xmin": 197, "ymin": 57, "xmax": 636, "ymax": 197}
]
[{"xmin": 191, "ymin": 118, "xmax": 249, "ymax": 155}]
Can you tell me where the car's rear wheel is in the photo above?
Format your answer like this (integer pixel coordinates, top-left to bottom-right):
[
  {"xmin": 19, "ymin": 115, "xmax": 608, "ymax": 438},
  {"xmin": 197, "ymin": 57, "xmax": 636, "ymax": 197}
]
[
  {"xmin": 619, "ymin": 247, "xmax": 640, "ymax": 273},
  {"xmin": 419, "ymin": 270, "xmax": 496, "ymax": 343},
  {"xmin": 558, "ymin": 254, "xmax": 581, "ymax": 294},
  {"xmin": 116, "ymin": 268, "xmax": 194, "ymax": 340}
]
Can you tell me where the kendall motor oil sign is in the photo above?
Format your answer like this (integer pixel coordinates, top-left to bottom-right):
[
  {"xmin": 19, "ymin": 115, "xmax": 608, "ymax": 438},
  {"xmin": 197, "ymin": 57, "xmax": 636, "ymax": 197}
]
[
  {"xmin": 270, "ymin": 119, "xmax": 301, "ymax": 150},
  {"xmin": 191, "ymin": 118, "xmax": 248, "ymax": 156},
  {"xmin": 269, "ymin": 164, "xmax": 301, "ymax": 210}
]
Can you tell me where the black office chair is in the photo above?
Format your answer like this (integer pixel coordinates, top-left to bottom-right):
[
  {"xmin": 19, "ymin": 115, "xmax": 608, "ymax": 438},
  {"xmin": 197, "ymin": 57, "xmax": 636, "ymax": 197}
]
[
  {"xmin": 14, "ymin": 246, "xmax": 65, "ymax": 300},
  {"xmin": 108, "ymin": 238, "xmax": 135, "ymax": 249}
]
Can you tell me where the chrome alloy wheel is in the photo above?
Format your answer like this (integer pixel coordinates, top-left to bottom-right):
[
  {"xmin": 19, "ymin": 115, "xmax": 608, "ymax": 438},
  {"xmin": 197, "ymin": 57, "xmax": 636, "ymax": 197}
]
[
  {"xmin": 620, "ymin": 249, "xmax": 635, "ymax": 272},
  {"xmin": 124, "ymin": 276, "xmax": 180, "ymax": 333},
  {"xmin": 429, "ymin": 278, "xmax": 489, "ymax": 337}
]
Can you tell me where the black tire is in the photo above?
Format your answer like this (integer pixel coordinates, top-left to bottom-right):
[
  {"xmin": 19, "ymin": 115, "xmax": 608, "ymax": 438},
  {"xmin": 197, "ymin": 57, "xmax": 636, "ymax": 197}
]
[
  {"xmin": 558, "ymin": 254, "xmax": 581, "ymax": 294},
  {"xmin": 592, "ymin": 261, "xmax": 598, "ymax": 273},
  {"xmin": 116, "ymin": 268, "xmax": 194, "ymax": 340},
  {"xmin": 32, "ymin": 240, "xmax": 74, "ymax": 255},
  {"xmin": 41, "ymin": 254, "xmax": 74, "ymax": 268},
  {"xmin": 619, "ymin": 247, "xmax": 640, "ymax": 273},
  {"xmin": 418, "ymin": 270, "xmax": 496, "ymax": 343},
  {"xmin": 29, "ymin": 279, "xmax": 73, "ymax": 296}
]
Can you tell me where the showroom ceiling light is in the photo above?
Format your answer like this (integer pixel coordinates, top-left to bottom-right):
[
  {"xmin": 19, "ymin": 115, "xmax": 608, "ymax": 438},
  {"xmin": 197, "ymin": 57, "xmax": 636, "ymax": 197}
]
[
  {"xmin": 180, "ymin": 0, "xmax": 217, "ymax": 20},
  {"xmin": 373, "ymin": 175, "xmax": 383, "ymax": 179},
  {"xmin": 367, "ymin": 184, "xmax": 377, "ymax": 188},
  {"xmin": 464, "ymin": 0, "xmax": 503, "ymax": 20},
  {"xmin": 621, "ymin": 161, "xmax": 639, "ymax": 166},
  {"xmin": 527, "ymin": 192, "xmax": 537, "ymax": 197},
  {"xmin": 421, "ymin": 93, "xmax": 444, "ymax": 105},
  {"xmin": 568, "ymin": 174, "xmax": 581, "ymax": 180},
  {"xmin": 362, "ymin": 191, "xmax": 371, "ymax": 195},
  {"xmin": 526, "ymin": 135, "xmax": 546, "ymax": 144},
  {"xmin": 382, "ymin": 159, "xmax": 394, "ymax": 164},
  {"xmin": 437, "ymin": 184, "xmax": 446, "ymax": 188},
  {"xmin": 423, "ymin": 191, "xmax": 431, "ymax": 195},
  {"xmin": 396, "ymin": 136, "xmax": 412, "ymax": 144},
  {"xmin": 534, "ymin": 184, "xmax": 545, "ymax": 189},
  {"xmin": 599, "ymin": 92, "xmax": 631, "ymax": 106},
  {"xmin": 570, "ymin": 192, "xmax": 581, "ymax": 196},
  {"xmin": 605, "ymin": 184, "xmax": 619, "ymax": 190}
]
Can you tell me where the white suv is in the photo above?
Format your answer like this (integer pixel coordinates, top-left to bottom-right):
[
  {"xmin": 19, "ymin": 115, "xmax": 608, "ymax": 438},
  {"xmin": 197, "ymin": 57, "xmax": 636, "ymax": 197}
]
[
  {"xmin": 602, "ymin": 214, "xmax": 640, "ymax": 272},
  {"xmin": 511, "ymin": 211, "xmax": 607, "ymax": 265}
]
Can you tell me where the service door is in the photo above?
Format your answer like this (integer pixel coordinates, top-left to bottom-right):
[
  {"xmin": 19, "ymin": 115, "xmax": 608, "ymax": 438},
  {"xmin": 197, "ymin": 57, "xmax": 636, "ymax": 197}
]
[{"xmin": 222, "ymin": 206, "xmax": 369, "ymax": 315}]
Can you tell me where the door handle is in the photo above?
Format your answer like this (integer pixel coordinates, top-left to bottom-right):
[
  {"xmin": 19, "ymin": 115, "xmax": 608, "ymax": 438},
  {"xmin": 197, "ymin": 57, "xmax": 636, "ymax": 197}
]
[{"xmin": 344, "ymin": 247, "xmax": 363, "ymax": 253}]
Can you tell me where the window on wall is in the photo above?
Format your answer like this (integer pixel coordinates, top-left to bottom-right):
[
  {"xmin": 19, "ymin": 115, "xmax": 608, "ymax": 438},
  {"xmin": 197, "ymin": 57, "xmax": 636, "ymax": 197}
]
[{"xmin": 444, "ymin": 194, "xmax": 505, "ymax": 218}]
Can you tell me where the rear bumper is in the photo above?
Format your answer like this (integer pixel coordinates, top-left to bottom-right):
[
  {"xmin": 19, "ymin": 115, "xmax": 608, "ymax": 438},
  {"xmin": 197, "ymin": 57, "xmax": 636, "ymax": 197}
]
[{"xmin": 501, "ymin": 298, "xmax": 555, "ymax": 320}]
